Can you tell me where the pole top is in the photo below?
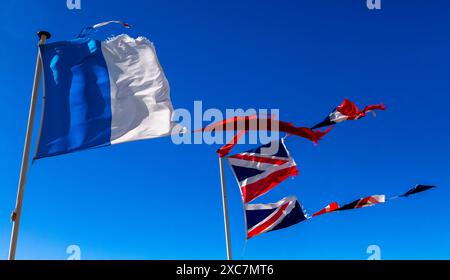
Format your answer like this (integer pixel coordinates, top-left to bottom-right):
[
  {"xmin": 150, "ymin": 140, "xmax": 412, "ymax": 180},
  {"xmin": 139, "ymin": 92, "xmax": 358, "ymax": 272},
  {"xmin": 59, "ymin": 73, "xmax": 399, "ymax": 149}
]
[{"xmin": 37, "ymin": 31, "xmax": 51, "ymax": 40}]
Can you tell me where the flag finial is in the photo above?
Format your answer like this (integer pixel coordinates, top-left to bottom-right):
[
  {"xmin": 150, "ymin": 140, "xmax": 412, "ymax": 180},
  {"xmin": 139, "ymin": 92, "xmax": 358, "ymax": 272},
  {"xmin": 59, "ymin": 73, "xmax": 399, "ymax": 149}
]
[{"xmin": 37, "ymin": 31, "xmax": 51, "ymax": 40}]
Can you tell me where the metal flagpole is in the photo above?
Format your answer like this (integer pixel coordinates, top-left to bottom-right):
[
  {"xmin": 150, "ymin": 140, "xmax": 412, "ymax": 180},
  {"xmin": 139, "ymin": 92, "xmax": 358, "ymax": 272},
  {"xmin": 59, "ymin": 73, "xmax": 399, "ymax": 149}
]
[
  {"xmin": 218, "ymin": 156, "xmax": 232, "ymax": 260},
  {"xmin": 8, "ymin": 31, "xmax": 51, "ymax": 260}
]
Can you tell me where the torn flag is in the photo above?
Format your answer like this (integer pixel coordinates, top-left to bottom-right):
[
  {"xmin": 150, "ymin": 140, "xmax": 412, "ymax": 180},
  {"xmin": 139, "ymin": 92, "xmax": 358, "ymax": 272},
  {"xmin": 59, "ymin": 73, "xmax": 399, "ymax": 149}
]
[
  {"xmin": 311, "ymin": 98, "xmax": 386, "ymax": 129},
  {"xmin": 245, "ymin": 196, "xmax": 308, "ymax": 239},
  {"xmin": 36, "ymin": 34, "xmax": 182, "ymax": 159},
  {"xmin": 311, "ymin": 184, "xmax": 436, "ymax": 219},
  {"xmin": 401, "ymin": 184, "xmax": 436, "ymax": 197},
  {"xmin": 312, "ymin": 202, "xmax": 339, "ymax": 217},
  {"xmin": 313, "ymin": 195, "xmax": 386, "ymax": 218},
  {"xmin": 337, "ymin": 195, "xmax": 386, "ymax": 211},
  {"xmin": 217, "ymin": 129, "xmax": 247, "ymax": 158},
  {"xmin": 227, "ymin": 139, "xmax": 298, "ymax": 203},
  {"xmin": 198, "ymin": 115, "xmax": 331, "ymax": 144}
]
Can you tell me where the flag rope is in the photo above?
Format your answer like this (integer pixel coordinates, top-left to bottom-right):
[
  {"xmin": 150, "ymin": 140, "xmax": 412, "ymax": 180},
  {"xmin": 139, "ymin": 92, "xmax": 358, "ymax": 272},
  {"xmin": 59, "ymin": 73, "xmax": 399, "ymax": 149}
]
[{"xmin": 78, "ymin": 20, "xmax": 132, "ymax": 38}]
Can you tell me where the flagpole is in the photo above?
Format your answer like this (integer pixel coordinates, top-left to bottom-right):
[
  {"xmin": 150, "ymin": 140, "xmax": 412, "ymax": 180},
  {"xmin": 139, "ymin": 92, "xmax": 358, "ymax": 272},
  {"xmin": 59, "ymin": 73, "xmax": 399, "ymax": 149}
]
[
  {"xmin": 8, "ymin": 31, "xmax": 51, "ymax": 260},
  {"xmin": 218, "ymin": 156, "xmax": 232, "ymax": 260}
]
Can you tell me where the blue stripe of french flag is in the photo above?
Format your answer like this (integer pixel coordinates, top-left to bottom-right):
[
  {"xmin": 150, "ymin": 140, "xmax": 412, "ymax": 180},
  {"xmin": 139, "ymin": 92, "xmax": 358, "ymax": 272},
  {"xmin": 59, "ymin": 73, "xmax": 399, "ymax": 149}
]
[{"xmin": 36, "ymin": 34, "xmax": 182, "ymax": 158}]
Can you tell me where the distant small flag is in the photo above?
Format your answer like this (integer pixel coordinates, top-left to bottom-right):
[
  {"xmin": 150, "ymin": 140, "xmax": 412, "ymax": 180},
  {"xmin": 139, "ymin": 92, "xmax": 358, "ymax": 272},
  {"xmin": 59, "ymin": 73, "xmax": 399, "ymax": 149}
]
[
  {"xmin": 36, "ymin": 32, "xmax": 182, "ymax": 158},
  {"xmin": 312, "ymin": 98, "xmax": 385, "ymax": 129},
  {"xmin": 311, "ymin": 184, "xmax": 436, "ymax": 219},
  {"xmin": 337, "ymin": 195, "xmax": 386, "ymax": 211},
  {"xmin": 312, "ymin": 202, "xmax": 339, "ymax": 217},
  {"xmin": 245, "ymin": 196, "xmax": 308, "ymax": 239},
  {"xmin": 227, "ymin": 139, "xmax": 298, "ymax": 203},
  {"xmin": 401, "ymin": 184, "xmax": 436, "ymax": 197}
]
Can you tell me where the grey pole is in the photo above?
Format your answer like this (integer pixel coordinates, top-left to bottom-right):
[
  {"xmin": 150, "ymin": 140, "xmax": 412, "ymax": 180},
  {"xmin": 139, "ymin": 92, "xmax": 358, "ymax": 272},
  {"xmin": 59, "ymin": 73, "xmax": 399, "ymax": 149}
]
[
  {"xmin": 218, "ymin": 156, "xmax": 232, "ymax": 260},
  {"xmin": 8, "ymin": 31, "xmax": 51, "ymax": 260}
]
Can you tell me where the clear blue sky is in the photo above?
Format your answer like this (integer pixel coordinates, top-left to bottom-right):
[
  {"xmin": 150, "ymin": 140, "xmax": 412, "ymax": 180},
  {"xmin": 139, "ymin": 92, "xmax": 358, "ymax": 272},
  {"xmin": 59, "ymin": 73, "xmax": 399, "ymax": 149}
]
[{"xmin": 0, "ymin": 0, "xmax": 449, "ymax": 260}]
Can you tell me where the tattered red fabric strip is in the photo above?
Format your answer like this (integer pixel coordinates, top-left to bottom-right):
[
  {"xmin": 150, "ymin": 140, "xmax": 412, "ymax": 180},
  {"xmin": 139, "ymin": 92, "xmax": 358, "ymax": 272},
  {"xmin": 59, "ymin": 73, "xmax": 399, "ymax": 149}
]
[
  {"xmin": 198, "ymin": 116, "xmax": 332, "ymax": 157},
  {"xmin": 216, "ymin": 130, "xmax": 247, "ymax": 158},
  {"xmin": 338, "ymin": 98, "xmax": 386, "ymax": 120}
]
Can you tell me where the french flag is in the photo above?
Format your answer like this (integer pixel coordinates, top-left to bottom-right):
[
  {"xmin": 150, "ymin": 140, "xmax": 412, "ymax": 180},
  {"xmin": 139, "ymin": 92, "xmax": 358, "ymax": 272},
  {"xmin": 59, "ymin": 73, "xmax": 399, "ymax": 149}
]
[
  {"xmin": 36, "ymin": 34, "xmax": 182, "ymax": 159},
  {"xmin": 245, "ymin": 196, "xmax": 308, "ymax": 239}
]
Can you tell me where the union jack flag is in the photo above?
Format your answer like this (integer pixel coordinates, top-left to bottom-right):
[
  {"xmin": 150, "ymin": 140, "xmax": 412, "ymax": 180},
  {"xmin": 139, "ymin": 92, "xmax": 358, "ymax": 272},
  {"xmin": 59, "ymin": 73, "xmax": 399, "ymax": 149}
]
[
  {"xmin": 227, "ymin": 139, "xmax": 298, "ymax": 203},
  {"xmin": 245, "ymin": 196, "xmax": 308, "ymax": 239}
]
